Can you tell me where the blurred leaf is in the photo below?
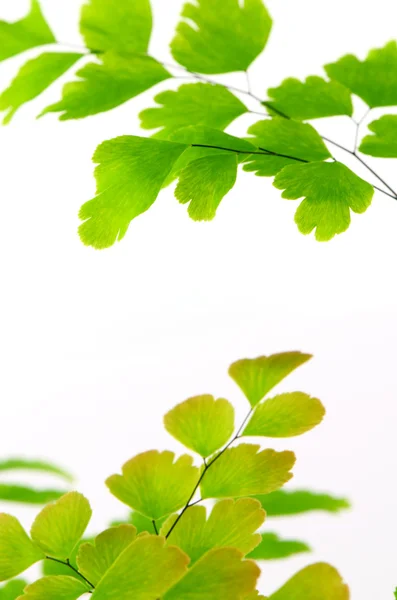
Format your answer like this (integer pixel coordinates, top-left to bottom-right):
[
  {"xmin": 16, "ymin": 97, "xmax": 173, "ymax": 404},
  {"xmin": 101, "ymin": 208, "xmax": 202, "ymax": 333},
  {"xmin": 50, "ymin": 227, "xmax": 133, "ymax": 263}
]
[
  {"xmin": 161, "ymin": 498, "xmax": 265, "ymax": 562},
  {"xmin": 247, "ymin": 532, "xmax": 310, "ymax": 560},
  {"xmin": 0, "ymin": 0, "xmax": 55, "ymax": 63},
  {"xmin": 253, "ymin": 489, "xmax": 350, "ymax": 516},
  {"xmin": 0, "ymin": 484, "xmax": 66, "ymax": 505},
  {"xmin": 30, "ymin": 492, "xmax": 92, "ymax": 560},
  {"xmin": 229, "ymin": 352, "xmax": 312, "ymax": 408},
  {"xmin": 0, "ymin": 515, "xmax": 43, "ymax": 581},
  {"xmin": 201, "ymin": 444, "xmax": 295, "ymax": 499},
  {"xmin": 359, "ymin": 115, "xmax": 397, "ymax": 157},
  {"xmin": 42, "ymin": 539, "xmax": 90, "ymax": 583},
  {"xmin": 0, "ymin": 458, "xmax": 73, "ymax": 482},
  {"xmin": 269, "ymin": 563, "xmax": 349, "ymax": 599},
  {"xmin": 106, "ymin": 450, "xmax": 200, "ymax": 520},
  {"xmin": 110, "ymin": 511, "xmax": 166, "ymax": 534},
  {"xmin": 245, "ymin": 593, "xmax": 267, "ymax": 600},
  {"xmin": 171, "ymin": 0, "xmax": 272, "ymax": 74},
  {"xmin": 0, "ymin": 579, "xmax": 26, "ymax": 600},
  {"xmin": 16, "ymin": 576, "xmax": 88, "ymax": 599}
]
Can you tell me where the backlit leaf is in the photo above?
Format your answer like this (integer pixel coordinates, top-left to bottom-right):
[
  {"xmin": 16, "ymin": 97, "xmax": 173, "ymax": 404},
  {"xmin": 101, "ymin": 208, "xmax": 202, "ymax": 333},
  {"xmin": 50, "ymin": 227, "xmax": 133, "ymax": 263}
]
[
  {"xmin": 325, "ymin": 41, "xmax": 397, "ymax": 108},
  {"xmin": 76, "ymin": 525, "xmax": 138, "ymax": 586},
  {"xmin": 110, "ymin": 512, "xmax": 166, "ymax": 534},
  {"xmin": 78, "ymin": 136, "xmax": 187, "ymax": 249},
  {"xmin": 0, "ymin": 515, "xmax": 43, "ymax": 581},
  {"xmin": 15, "ymin": 576, "xmax": 88, "ymax": 600},
  {"xmin": 42, "ymin": 53, "xmax": 170, "ymax": 120},
  {"xmin": 269, "ymin": 563, "xmax": 349, "ymax": 600},
  {"xmin": 80, "ymin": 0, "xmax": 152, "ymax": 54},
  {"xmin": 161, "ymin": 498, "xmax": 265, "ymax": 563},
  {"xmin": 164, "ymin": 547, "xmax": 259, "ymax": 600},
  {"xmin": 247, "ymin": 532, "xmax": 310, "ymax": 560},
  {"xmin": 265, "ymin": 76, "xmax": 352, "ymax": 120},
  {"xmin": 201, "ymin": 444, "xmax": 295, "ymax": 499},
  {"xmin": 91, "ymin": 534, "xmax": 189, "ymax": 600},
  {"xmin": 242, "ymin": 392, "xmax": 325, "ymax": 438},
  {"xmin": 229, "ymin": 352, "xmax": 312, "ymax": 408},
  {"xmin": 42, "ymin": 540, "xmax": 89, "ymax": 583},
  {"xmin": 164, "ymin": 395, "xmax": 235, "ymax": 457},
  {"xmin": 0, "ymin": 579, "xmax": 26, "ymax": 600},
  {"xmin": 253, "ymin": 489, "xmax": 350, "ymax": 516},
  {"xmin": 243, "ymin": 118, "xmax": 331, "ymax": 177},
  {"xmin": 359, "ymin": 115, "xmax": 397, "ymax": 157},
  {"xmin": 245, "ymin": 593, "xmax": 267, "ymax": 600},
  {"xmin": 0, "ymin": 484, "xmax": 66, "ymax": 504},
  {"xmin": 0, "ymin": 0, "xmax": 55, "ymax": 63},
  {"xmin": 106, "ymin": 450, "xmax": 200, "ymax": 520},
  {"xmin": 171, "ymin": 0, "xmax": 272, "ymax": 74},
  {"xmin": 30, "ymin": 492, "xmax": 92, "ymax": 560},
  {"xmin": 139, "ymin": 83, "xmax": 247, "ymax": 139},
  {"xmin": 0, "ymin": 52, "xmax": 82, "ymax": 124},
  {"xmin": 273, "ymin": 161, "xmax": 374, "ymax": 240},
  {"xmin": 0, "ymin": 458, "xmax": 73, "ymax": 482}
]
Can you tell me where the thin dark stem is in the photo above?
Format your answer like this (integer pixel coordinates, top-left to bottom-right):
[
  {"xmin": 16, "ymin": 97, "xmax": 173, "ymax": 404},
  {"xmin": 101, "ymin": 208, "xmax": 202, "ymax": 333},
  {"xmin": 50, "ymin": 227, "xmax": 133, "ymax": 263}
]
[
  {"xmin": 46, "ymin": 556, "xmax": 95, "ymax": 589},
  {"xmin": 353, "ymin": 152, "xmax": 397, "ymax": 197},
  {"xmin": 191, "ymin": 143, "xmax": 309, "ymax": 163},
  {"xmin": 152, "ymin": 520, "xmax": 159, "ymax": 535}
]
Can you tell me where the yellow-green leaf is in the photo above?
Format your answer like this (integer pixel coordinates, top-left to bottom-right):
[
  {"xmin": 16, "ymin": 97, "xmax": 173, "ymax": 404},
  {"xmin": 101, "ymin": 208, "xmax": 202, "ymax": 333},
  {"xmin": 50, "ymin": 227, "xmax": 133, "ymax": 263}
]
[
  {"xmin": 359, "ymin": 114, "xmax": 397, "ymax": 157},
  {"xmin": 164, "ymin": 395, "xmax": 235, "ymax": 457},
  {"xmin": 253, "ymin": 489, "xmax": 350, "ymax": 516},
  {"xmin": 161, "ymin": 498, "xmax": 265, "ymax": 563},
  {"xmin": 15, "ymin": 576, "xmax": 88, "ymax": 600},
  {"xmin": 242, "ymin": 392, "xmax": 325, "ymax": 438},
  {"xmin": 0, "ymin": 579, "xmax": 27, "ymax": 600},
  {"xmin": 30, "ymin": 492, "xmax": 92, "ymax": 560},
  {"xmin": 201, "ymin": 444, "xmax": 295, "ymax": 499},
  {"xmin": 269, "ymin": 563, "xmax": 349, "ymax": 600},
  {"xmin": 106, "ymin": 450, "xmax": 200, "ymax": 520},
  {"xmin": 247, "ymin": 532, "xmax": 310, "ymax": 560},
  {"xmin": 0, "ymin": 515, "xmax": 43, "ymax": 581},
  {"xmin": 229, "ymin": 352, "xmax": 312, "ymax": 407}
]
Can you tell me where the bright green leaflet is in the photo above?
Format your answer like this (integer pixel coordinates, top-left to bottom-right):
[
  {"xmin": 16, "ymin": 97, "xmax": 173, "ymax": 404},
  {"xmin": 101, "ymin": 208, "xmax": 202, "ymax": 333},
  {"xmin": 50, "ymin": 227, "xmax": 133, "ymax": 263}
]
[
  {"xmin": 201, "ymin": 444, "xmax": 295, "ymax": 499},
  {"xmin": 247, "ymin": 532, "xmax": 310, "ymax": 560},
  {"xmin": 253, "ymin": 489, "xmax": 350, "ymax": 516},
  {"xmin": 30, "ymin": 492, "xmax": 92, "ymax": 560},
  {"xmin": 42, "ymin": 53, "xmax": 170, "ymax": 120},
  {"xmin": 242, "ymin": 392, "xmax": 325, "ymax": 438},
  {"xmin": 0, "ymin": 0, "xmax": 55, "ymax": 63},
  {"xmin": 80, "ymin": 0, "xmax": 152, "ymax": 54},
  {"xmin": 91, "ymin": 535, "xmax": 189, "ymax": 600},
  {"xmin": 161, "ymin": 498, "xmax": 264, "ymax": 563},
  {"xmin": 175, "ymin": 153, "xmax": 238, "ymax": 221},
  {"xmin": 325, "ymin": 41, "xmax": 397, "ymax": 108},
  {"xmin": 0, "ymin": 484, "xmax": 66, "ymax": 504},
  {"xmin": 228, "ymin": 352, "xmax": 312, "ymax": 408},
  {"xmin": 0, "ymin": 515, "xmax": 43, "ymax": 581},
  {"xmin": 0, "ymin": 52, "xmax": 82, "ymax": 124},
  {"xmin": 269, "ymin": 563, "xmax": 349, "ymax": 600},
  {"xmin": 78, "ymin": 136, "xmax": 187, "ymax": 249},
  {"xmin": 15, "ymin": 576, "xmax": 88, "ymax": 600},
  {"xmin": 274, "ymin": 161, "xmax": 374, "ymax": 241},
  {"xmin": 42, "ymin": 539, "xmax": 89, "ymax": 582},
  {"xmin": 106, "ymin": 450, "xmax": 200, "ymax": 520},
  {"xmin": 359, "ymin": 115, "xmax": 397, "ymax": 157},
  {"xmin": 266, "ymin": 76, "xmax": 353, "ymax": 120},
  {"xmin": 171, "ymin": 0, "xmax": 272, "ymax": 74},
  {"xmin": 0, "ymin": 458, "xmax": 73, "ymax": 482},
  {"xmin": 0, "ymin": 579, "xmax": 26, "ymax": 600},
  {"xmin": 164, "ymin": 395, "xmax": 235, "ymax": 457},
  {"xmin": 139, "ymin": 83, "xmax": 247, "ymax": 139},
  {"xmin": 243, "ymin": 117, "xmax": 331, "ymax": 177}
]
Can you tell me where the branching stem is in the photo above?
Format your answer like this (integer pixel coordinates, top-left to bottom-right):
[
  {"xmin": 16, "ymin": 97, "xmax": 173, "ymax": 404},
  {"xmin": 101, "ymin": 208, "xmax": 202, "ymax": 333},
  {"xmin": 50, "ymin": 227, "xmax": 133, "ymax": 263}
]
[{"xmin": 45, "ymin": 556, "xmax": 95, "ymax": 589}]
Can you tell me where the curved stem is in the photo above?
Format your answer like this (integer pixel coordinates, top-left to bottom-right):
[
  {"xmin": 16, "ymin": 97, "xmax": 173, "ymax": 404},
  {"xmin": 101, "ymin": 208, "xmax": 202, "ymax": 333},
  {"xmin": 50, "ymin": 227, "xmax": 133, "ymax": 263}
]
[{"xmin": 45, "ymin": 556, "xmax": 95, "ymax": 589}]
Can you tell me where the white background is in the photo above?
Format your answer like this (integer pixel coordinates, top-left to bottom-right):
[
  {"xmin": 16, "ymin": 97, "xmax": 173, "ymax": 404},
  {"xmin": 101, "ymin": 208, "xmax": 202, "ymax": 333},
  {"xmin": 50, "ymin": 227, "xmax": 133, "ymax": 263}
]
[{"xmin": 1, "ymin": 0, "xmax": 397, "ymax": 597}]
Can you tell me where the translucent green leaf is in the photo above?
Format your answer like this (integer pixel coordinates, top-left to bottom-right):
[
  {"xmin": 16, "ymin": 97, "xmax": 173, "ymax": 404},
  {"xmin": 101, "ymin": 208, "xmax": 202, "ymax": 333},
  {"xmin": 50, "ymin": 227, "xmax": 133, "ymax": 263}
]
[
  {"xmin": 0, "ymin": 484, "xmax": 66, "ymax": 504},
  {"xmin": 359, "ymin": 115, "xmax": 397, "ymax": 157},
  {"xmin": 139, "ymin": 83, "xmax": 247, "ymax": 139},
  {"xmin": 273, "ymin": 161, "xmax": 374, "ymax": 241},
  {"xmin": 164, "ymin": 547, "xmax": 260, "ymax": 600},
  {"xmin": 91, "ymin": 534, "xmax": 189, "ymax": 600},
  {"xmin": 171, "ymin": 0, "xmax": 272, "ymax": 74},
  {"xmin": 0, "ymin": 514, "xmax": 43, "ymax": 581},
  {"xmin": 201, "ymin": 444, "xmax": 295, "ymax": 499},
  {"xmin": 265, "ymin": 76, "xmax": 352, "ymax": 120},
  {"xmin": 42, "ymin": 540, "xmax": 89, "ymax": 583},
  {"xmin": 106, "ymin": 450, "xmax": 200, "ymax": 520},
  {"xmin": 76, "ymin": 525, "xmax": 138, "ymax": 586},
  {"xmin": 164, "ymin": 395, "xmax": 235, "ymax": 457},
  {"xmin": 78, "ymin": 136, "xmax": 187, "ymax": 249},
  {"xmin": 243, "ymin": 118, "xmax": 331, "ymax": 177},
  {"xmin": 325, "ymin": 41, "xmax": 397, "ymax": 108},
  {"xmin": 30, "ymin": 492, "xmax": 92, "ymax": 560},
  {"xmin": 253, "ymin": 489, "xmax": 350, "ymax": 516},
  {"xmin": 80, "ymin": 0, "xmax": 152, "ymax": 54},
  {"xmin": 42, "ymin": 53, "xmax": 170, "ymax": 120},
  {"xmin": 269, "ymin": 563, "xmax": 349, "ymax": 600},
  {"xmin": 247, "ymin": 533, "xmax": 310, "ymax": 560},
  {"xmin": 0, "ymin": 0, "xmax": 55, "ymax": 63},
  {"xmin": 229, "ymin": 352, "xmax": 312, "ymax": 408},
  {"xmin": 0, "ymin": 52, "xmax": 82, "ymax": 124},
  {"xmin": 242, "ymin": 392, "xmax": 325, "ymax": 438},
  {"xmin": 110, "ymin": 511, "xmax": 166, "ymax": 534},
  {"xmin": 161, "ymin": 498, "xmax": 265, "ymax": 563},
  {"xmin": 0, "ymin": 458, "xmax": 73, "ymax": 482},
  {"xmin": 0, "ymin": 579, "xmax": 27, "ymax": 600},
  {"xmin": 175, "ymin": 154, "xmax": 238, "ymax": 221},
  {"xmin": 15, "ymin": 576, "xmax": 88, "ymax": 600}
]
